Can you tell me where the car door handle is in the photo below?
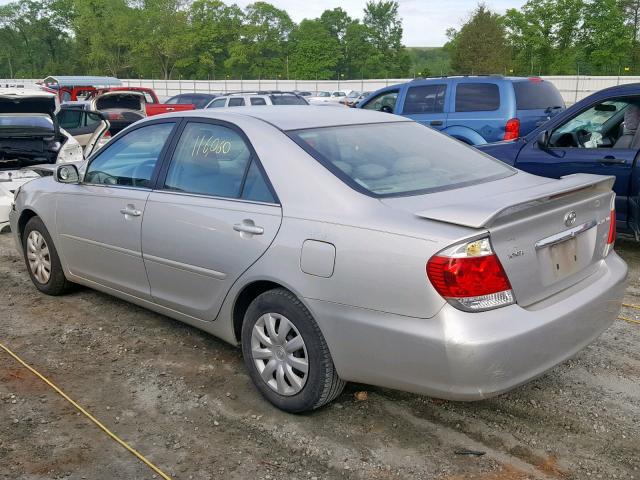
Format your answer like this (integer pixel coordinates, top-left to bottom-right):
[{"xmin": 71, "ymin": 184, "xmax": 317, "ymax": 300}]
[
  {"xmin": 430, "ymin": 120, "xmax": 443, "ymax": 126},
  {"xmin": 233, "ymin": 221, "xmax": 264, "ymax": 235},
  {"xmin": 598, "ymin": 157, "xmax": 627, "ymax": 165},
  {"xmin": 120, "ymin": 205, "xmax": 142, "ymax": 217}
]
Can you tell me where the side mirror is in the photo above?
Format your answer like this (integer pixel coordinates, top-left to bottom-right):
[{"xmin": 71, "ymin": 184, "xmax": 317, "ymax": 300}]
[
  {"xmin": 56, "ymin": 164, "xmax": 80, "ymax": 184},
  {"xmin": 537, "ymin": 130, "xmax": 550, "ymax": 149}
]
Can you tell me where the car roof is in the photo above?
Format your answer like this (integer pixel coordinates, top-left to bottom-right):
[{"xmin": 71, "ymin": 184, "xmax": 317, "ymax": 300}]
[{"xmin": 155, "ymin": 105, "xmax": 411, "ymax": 131}]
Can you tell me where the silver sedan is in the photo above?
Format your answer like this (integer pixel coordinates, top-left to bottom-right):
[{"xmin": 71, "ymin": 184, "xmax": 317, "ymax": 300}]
[{"xmin": 10, "ymin": 106, "xmax": 627, "ymax": 412}]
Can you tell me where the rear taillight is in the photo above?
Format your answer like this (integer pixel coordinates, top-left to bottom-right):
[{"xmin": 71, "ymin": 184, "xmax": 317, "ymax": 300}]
[
  {"xmin": 103, "ymin": 130, "xmax": 111, "ymax": 138},
  {"xmin": 608, "ymin": 209, "xmax": 616, "ymax": 245},
  {"xmin": 504, "ymin": 118, "xmax": 520, "ymax": 141},
  {"xmin": 427, "ymin": 237, "xmax": 515, "ymax": 312}
]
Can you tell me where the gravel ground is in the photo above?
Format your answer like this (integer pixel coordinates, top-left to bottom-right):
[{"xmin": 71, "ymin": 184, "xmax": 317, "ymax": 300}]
[{"xmin": 0, "ymin": 231, "xmax": 639, "ymax": 480}]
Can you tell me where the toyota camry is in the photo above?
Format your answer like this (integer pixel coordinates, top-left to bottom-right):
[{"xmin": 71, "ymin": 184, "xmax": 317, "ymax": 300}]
[{"xmin": 9, "ymin": 106, "xmax": 627, "ymax": 412}]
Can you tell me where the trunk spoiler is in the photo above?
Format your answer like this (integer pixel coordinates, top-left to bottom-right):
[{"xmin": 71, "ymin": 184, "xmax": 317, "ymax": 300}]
[{"xmin": 414, "ymin": 174, "xmax": 615, "ymax": 229}]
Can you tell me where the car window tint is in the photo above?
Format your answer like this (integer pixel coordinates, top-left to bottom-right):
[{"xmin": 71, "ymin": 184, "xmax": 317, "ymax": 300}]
[
  {"xmin": 455, "ymin": 83, "xmax": 500, "ymax": 112},
  {"xmin": 290, "ymin": 122, "xmax": 513, "ymax": 197},
  {"xmin": 241, "ymin": 160, "xmax": 275, "ymax": 203},
  {"xmin": 403, "ymin": 84, "xmax": 446, "ymax": 114},
  {"xmin": 164, "ymin": 122, "xmax": 251, "ymax": 198},
  {"xmin": 165, "ymin": 96, "xmax": 179, "ymax": 105},
  {"xmin": 192, "ymin": 96, "xmax": 213, "ymax": 108},
  {"xmin": 84, "ymin": 123, "xmax": 174, "ymax": 188},
  {"xmin": 228, "ymin": 98, "xmax": 245, "ymax": 107},
  {"xmin": 250, "ymin": 97, "xmax": 267, "ymax": 106},
  {"xmin": 208, "ymin": 98, "xmax": 227, "ymax": 108},
  {"xmin": 270, "ymin": 95, "xmax": 307, "ymax": 105},
  {"xmin": 361, "ymin": 90, "xmax": 399, "ymax": 113},
  {"xmin": 514, "ymin": 80, "xmax": 565, "ymax": 110},
  {"xmin": 58, "ymin": 109, "xmax": 83, "ymax": 129}
]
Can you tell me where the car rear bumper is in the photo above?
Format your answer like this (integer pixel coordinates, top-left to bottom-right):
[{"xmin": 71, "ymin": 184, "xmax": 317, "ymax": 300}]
[{"xmin": 306, "ymin": 252, "xmax": 627, "ymax": 400}]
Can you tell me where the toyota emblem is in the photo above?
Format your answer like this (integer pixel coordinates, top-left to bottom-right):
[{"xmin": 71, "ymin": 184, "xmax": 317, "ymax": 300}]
[{"xmin": 564, "ymin": 211, "xmax": 577, "ymax": 227}]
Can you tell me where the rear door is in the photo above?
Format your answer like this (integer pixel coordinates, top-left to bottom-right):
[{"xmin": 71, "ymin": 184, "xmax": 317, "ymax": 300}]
[
  {"xmin": 513, "ymin": 78, "xmax": 565, "ymax": 135},
  {"xmin": 514, "ymin": 98, "xmax": 637, "ymax": 227},
  {"xmin": 399, "ymin": 83, "xmax": 448, "ymax": 130},
  {"xmin": 56, "ymin": 121, "xmax": 176, "ymax": 298},
  {"xmin": 447, "ymin": 80, "xmax": 506, "ymax": 143},
  {"xmin": 141, "ymin": 119, "xmax": 282, "ymax": 320}
]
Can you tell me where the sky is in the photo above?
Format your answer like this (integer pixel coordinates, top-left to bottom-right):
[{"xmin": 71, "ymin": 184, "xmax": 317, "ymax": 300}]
[
  {"xmin": 233, "ymin": 0, "xmax": 526, "ymax": 46},
  {"xmin": 0, "ymin": 0, "xmax": 526, "ymax": 47}
]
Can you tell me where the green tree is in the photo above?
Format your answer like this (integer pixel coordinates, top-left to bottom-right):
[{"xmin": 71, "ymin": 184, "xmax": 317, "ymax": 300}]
[
  {"xmin": 448, "ymin": 4, "xmax": 508, "ymax": 75},
  {"xmin": 289, "ymin": 19, "xmax": 340, "ymax": 79},
  {"xmin": 581, "ymin": 0, "xmax": 632, "ymax": 73},
  {"xmin": 363, "ymin": 0, "xmax": 410, "ymax": 77},
  {"xmin": 187, "ymin": 0, "xmax": 243, "ymax": 79},
  {"xmin": 225, "ymin": 2, "xmax": 293, "ymax": 78}
]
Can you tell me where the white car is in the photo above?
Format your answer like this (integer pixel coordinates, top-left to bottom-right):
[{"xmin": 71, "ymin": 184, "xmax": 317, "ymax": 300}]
[
  {"xmin": 206, "ymin": 92, "xmax": 309, "ymax": 108},
  {"xmin": 307, "ymin": 91, "xmax": 350, "ymax": 105},
  {"xmin": 0, "ymin": 89, "xmax": 107, "ymax": 232}
]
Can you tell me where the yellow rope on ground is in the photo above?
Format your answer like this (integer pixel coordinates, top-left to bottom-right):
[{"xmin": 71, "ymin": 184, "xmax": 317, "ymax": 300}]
[
  {"xmin": 622, "ymin": 303, "xmax": 640, "ymax": 310},
  {"xmin": 619, "ymin": 315, "xmax": 640, "ymax": 325},
  {"xmin": 0, "ymin": 342, "xmax": 173, "ymax": 480}
]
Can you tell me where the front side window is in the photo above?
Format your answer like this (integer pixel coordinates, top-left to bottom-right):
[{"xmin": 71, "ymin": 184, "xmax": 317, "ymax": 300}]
[
  {"xmin": 403, "ymin": 84, "xmax": 447, "ymax": 114},
  {"xmin": 361, "ymin": 90, "xmax": 399, "ymax": 113},
  {"xmin": 84, "ymin": 122, "xmax": 174, "ymax": 187},
  {"xmin": 228, "ymin": 97, "xmax": 245, "ymax": 107},
  {"xmin": 164, "ymin": 122, "xmax": 274, "ymax": 202},
  {"xmin": 289, "ymin": 122, "xmax": 514, "ymax": 197},
  {"xmin": 455, "ymin": 83, "xmax": 500, "ymax": 112},
  {"xmin": 551, "ymin": 99, "xmax": 632, "ymax": 148},
  {"xmin": 208, "ymin": 98, "xmax": 227, "ymax": 108}
]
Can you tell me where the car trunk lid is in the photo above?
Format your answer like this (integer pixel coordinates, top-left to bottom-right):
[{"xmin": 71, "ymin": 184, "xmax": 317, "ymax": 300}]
[{"xmin": 382, "ymin": 172, "xmax": 615, "ymax": 307}]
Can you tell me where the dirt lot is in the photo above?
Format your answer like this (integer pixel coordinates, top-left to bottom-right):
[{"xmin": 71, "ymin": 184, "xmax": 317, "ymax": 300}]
[{"xmin": 0, "ymin": 231, "xmax": 639, "ymax": 480}]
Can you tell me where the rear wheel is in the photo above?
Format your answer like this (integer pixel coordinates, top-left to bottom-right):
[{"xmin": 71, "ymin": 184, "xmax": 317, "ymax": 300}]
[
  {"xmin": 23, "ymin": 216, "xmax": 71, "ymax": 295},
  {"xmin": 241, "ymin": 288, "xmax": 345, "ymax": 412}
]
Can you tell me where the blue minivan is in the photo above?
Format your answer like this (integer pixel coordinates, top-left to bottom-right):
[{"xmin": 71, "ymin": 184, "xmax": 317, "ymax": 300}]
[{"xmin": 357, "ymin": 76, "xmax": 565, "ymax": 145}]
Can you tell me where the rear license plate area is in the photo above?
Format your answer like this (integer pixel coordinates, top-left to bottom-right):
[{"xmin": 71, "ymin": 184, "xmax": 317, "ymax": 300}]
[{"xmin": 536, "ymin": 225, "xmax": 597, "ymax": 286}]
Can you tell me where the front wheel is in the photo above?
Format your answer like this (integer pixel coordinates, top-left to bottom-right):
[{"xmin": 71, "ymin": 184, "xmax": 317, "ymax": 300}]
[
  {"xmin": 241, "ymin": 288, "xmax": 345, "ymax": 413},
  {"xmin": 22, "ymin": 216, "xmax": 71, "ymax": 295}
]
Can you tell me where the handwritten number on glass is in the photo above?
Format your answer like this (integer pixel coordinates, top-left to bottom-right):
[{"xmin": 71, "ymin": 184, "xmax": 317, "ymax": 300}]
[{"xmin": 192, "ymin": 135, "xmax": 232, "ymax": 157}]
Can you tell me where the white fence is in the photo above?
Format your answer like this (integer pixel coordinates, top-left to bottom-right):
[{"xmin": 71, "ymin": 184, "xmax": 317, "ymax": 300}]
[{"xmin": 3, "ymin": 75, "xmax": 640, "ymax": 104}]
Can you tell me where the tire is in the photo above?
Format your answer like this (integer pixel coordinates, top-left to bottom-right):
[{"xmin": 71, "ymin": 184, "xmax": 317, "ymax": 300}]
[
  {"xmin": 22, "ymin": 216, "xmax": 71, "ymax": 295},
  {"xmin": 241, "ymin": 288, "xmax": 345, "ymax": 413}
]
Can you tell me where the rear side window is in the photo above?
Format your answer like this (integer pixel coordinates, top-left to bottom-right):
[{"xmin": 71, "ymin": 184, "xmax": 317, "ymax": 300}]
[
  {"xmin": 164, "ymin": 122, "xmax": 274, "ymax": 202},
  {"xmin": 228, "ymin": 98, "xmax": 245, "ymax": 107},
  {"xmin": 270, "ymin": 95, "xmax": 307, "ymax": 105},
  {"xmin": 402, "ymin": 84, "xmax": 446, "ymax": 114},
  {"xmin": 455, "ymin": 83, "xmax": 500, "ymax": 112},
  {"xmin": 250, "ymin": 97, "xmax": 267, "ymax": 106},
  {"xmin": 514, "ymin": 80, "xmax": 565, "ymax": 110},
  {"xmin": 289, "ymin": 122, "xmax": 513, "ymax": 197}
]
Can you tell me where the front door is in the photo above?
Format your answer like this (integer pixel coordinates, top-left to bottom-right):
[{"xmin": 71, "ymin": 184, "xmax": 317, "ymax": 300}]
[
  {"xmin": 399, "ymin": 83, "xmax": 448, "ymax": 130},
  {"xmin": 56, "ymin": 121, "xmax": 176, "ymax": 298},
  {"xmin": 515, "ymin": 98, "xmax": 639, "ymax": 228},
  {"xmin": 141, "ymin": 120, "xmax": 282, "ymax": 320},
  {"xmin": 57, "ymin": 108, "xmax": 109, "ymax": 156}
]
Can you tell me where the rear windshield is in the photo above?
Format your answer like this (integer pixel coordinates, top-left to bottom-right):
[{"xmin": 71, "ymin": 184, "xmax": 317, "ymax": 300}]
[
  {"xmin": 0, "ymin": 114, "xmax": 54, "ymax": 133},
  {"xmin": 514, "ymin": 80, "xmax": 565, "ymax": 110},
  {"xmin": 289, "ymin": 122, "xmax": 514, "ymax": 197},
  {"xmin": 270, "ymin": 95, "xmax": 308, "ymax": 105},
  {"xmin": 96, "ymin": 94, "xmax": 143, "ymax": 111}
]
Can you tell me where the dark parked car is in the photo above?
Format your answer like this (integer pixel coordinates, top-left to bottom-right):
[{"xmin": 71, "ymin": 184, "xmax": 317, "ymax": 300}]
[
  {"xmin": 358, "ymin": 76, "xmax": 565, "ymax": 145},
  {"xmin": 477, "ymin": 82, "xmax": 640, "ymax": 238},
  {"xmin": 165, "ymin": 93, "xmax": 217, "ymax": 109}
]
